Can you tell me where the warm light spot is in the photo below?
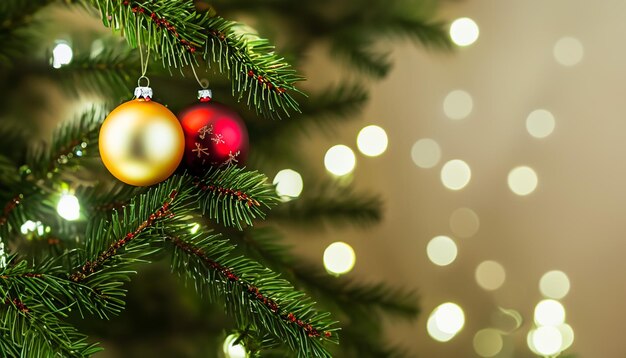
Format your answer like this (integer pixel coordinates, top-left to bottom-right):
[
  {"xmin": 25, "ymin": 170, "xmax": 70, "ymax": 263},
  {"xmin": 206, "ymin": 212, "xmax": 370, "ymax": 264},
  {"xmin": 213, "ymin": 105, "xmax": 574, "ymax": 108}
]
[
  {"xmin": 411, "ymin": 138, "xmax": 442, "ymax": 169},
  {"xmin": 507, "ymin": 166, "xmax": 538, "ymax": 196},
  {"xmin": 530, "ymin": 326, "xmax": 563, "ymax": 356},
  {"xmin": 554, "ymin": 37, "xmax": 584, "ymax": 66},
  {"xmin": 534, "ymin": 299, "xmax": 566, "ymax": 327},
  {"xmin": 20, "ymin": 220, "xmax": 45, "ymax": 236},
  {"xmin": 450, "ymin": 17, "xmax": 479, "ymax": 47},
  {"xmin": 273, "ymin": 169, "xmax": 304, "ymax": 201},
  {"xmin": 441, "ymin": 159, "xmax": 471, "ymax": 190},
  {"xmin": 90, "ymin": 39, "xmax": 104, "ymax": 58},
  {"xmin": 57, "ymin": 193, "xmax": 80, "ymax": 221},
  {"xmin": 223, "ymin": 334, "xmax": 247, "ymax": 358},
  {"xmin": 473, "ymin": 329, "xmax": 503, "ymax": 357},
  {"xmin": 449, "ymin": 207, "xmax": 480, "ymax": 238},
  {"xmin": 189, "ymin": 223, "xmax": 200, "ymax": 234},
  {"xmin": 427, "ymin": 236, "xmax": 458, "ymax": 266},
  {"xmin": 526, "ymin": 109, "xmax": 556, "ymax": 139},
  {"xmin": 443, "ymin": 90, "xmax": 473, "ymax": 120},
  {"xmin": 540, "ymin": 270, "xmax": 571, "ymax": 299},
  {"xmin": 0, "ymin": 241, "xmax": 5, "ymax": 269},
  {"xmin": 427, "ymin": 313, "xmax": 455, "ymax": 342},
  {"xmin": 434, "ymin": 303, "xmax": 465, "ymax": 335},
  {"xmin": 475, "ymin": 261, "xmax": 506, "ymax": 291},
  {"xmin": 357, "ymin": 125, "xmax": 388, "ymax": 157},
  {"xmin": 323, "ymin": 242, "xmax": 356, "ymax": 276},
  {"xmin": 557, "ymin": 323, "xmax": 575, "ymax": 351},
  {"xmin": 52, "ymin": 42, "xmax": 73, "ymax": 68},
  {"xmin": 324, "ymin": 145, "xmax": 356, "ymax": 176}
]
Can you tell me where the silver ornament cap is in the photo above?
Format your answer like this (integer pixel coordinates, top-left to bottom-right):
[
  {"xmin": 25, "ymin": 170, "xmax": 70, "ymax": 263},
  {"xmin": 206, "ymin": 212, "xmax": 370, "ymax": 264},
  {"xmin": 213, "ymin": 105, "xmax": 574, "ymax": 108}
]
[
  {"xmin": 198, "ymin": 89, "xmax": 212, "ymax": 101},
  {"xmin": 134, "ymin": 86, "xmax": 153, "ymax": 99}
]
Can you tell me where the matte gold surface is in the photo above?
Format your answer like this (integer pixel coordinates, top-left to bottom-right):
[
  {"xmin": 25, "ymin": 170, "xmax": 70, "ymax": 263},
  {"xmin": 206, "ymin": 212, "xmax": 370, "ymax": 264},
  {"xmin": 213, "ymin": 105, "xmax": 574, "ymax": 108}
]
[{"xmin": 99, "ymin": 99, "xmax": 184, "ymax": 186}]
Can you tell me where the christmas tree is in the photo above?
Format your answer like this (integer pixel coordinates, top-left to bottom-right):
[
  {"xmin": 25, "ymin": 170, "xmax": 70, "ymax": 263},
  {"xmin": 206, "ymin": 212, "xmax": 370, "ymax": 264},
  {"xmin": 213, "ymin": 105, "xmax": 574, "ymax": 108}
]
[{"xmin": 0, "ymin": 1, "xmax": 450, "ymax": 356}]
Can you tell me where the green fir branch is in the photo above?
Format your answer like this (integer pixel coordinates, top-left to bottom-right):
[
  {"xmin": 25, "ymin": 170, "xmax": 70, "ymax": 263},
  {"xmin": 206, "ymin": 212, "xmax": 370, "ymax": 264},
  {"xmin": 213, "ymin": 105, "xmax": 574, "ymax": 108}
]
[
  {"xmin": 195, "ymin": 166, "xmax": 279, "ymax": 230},
  {"xmin": 0, "ymin": 124, "xmax": 29, "ymax": 165},
  {"xmin": 83, "ymin": 0, "xmax": 304, "ymax": 118},
  {"xmin": 249, "ymin": 84, "xmax": 368, "ymax": 144},
  {"xmin": 332, "ymin": 39, "xmax": 392, "ymax": 78},
  {"xmin": 0, "ymin": 301, "xmax": 102, "ymax": 357},
  {"xmin": 270, "ymin": 184, "xmax": 383, "ymax": 228},
  {"xmin": 166, "ymin": 231, "xmax": 338, "ymax": 358},
  {"xmin": 26, "ymin": 107, "xmax": 105, "ymax": 178},
  {"xmin": 240, "ymin": 228, "xmax": 418, "ymax": 319},
  {"xmin": 236, "ymin": 228, "xmax": 418, "ymax": 357},
  {"xmin": 51, "ymin": 49, "xmax": 138, "ymax": 99},
  {"xmin": 0, "ymin": 0, "xmax": 55, "ymax": 68}
]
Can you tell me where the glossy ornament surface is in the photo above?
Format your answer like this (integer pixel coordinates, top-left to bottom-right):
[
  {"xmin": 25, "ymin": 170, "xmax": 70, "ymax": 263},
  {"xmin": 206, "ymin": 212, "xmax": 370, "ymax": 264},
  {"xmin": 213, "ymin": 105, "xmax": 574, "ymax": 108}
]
[
  {"xmin": 99, "ymin": 98, "xmax": 184, "ymax": 186},
  {"xmin": 179, "ymin": 100, "xmax": 248, "ymax": 170}
]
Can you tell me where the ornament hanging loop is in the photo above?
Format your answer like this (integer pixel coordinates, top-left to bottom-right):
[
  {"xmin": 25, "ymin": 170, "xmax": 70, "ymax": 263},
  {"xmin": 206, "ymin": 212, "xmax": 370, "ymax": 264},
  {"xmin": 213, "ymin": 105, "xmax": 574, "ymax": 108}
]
[
  {"xmin": 137, "ymin": 75, "xmax": 150, "ymax": 88},
  {"xmin": 190, "ymin": 63, "xmax": 210, "ymax": 89}
]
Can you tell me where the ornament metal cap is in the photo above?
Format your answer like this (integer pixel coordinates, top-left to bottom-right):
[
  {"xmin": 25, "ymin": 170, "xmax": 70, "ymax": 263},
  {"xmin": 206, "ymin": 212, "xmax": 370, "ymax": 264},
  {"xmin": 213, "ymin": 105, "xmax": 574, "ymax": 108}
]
[
  {"xmin": 134, "ymin": 86, "xmax": 153, "ymax": 99},
  {"xmin": 198, "ymin": 89, "xmax": 212, "ymax": 101}
]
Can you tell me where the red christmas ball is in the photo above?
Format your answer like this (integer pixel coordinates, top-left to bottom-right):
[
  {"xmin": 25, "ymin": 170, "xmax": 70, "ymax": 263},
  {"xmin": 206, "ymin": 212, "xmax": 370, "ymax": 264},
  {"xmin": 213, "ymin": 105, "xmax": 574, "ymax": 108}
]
[{"xmin": 179, "ymin": 99, "xmax": 248, "ymax": 170}]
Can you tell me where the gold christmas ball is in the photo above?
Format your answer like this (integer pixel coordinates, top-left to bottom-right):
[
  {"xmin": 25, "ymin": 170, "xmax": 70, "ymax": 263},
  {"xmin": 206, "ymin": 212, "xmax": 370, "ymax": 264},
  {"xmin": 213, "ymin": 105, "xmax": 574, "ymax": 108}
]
[{"xmin": 99, "ymin": 99, "xmax": 184, "ymax": 186}]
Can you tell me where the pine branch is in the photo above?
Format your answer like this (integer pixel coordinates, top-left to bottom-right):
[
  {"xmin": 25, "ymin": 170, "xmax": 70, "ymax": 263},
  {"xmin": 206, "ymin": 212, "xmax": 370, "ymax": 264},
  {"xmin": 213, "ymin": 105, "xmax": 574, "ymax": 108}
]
[
  {"xmin": 64, "ymin": 174, "xmax": 335, "ymax": 357},
  {"xmin": 0, "ymin": 257, "xmax": 106, "ymax": 356},
  {"xmin": 51, "ymin": 49, "xmax": 138, "ymax": 99},
  {"xmin": 166, "ymin": 231, "xmax": 338, "ymax": 358},
  {"xmin": 0, "ymin": 108, "xmax": 105, "ymax": 244},
  {"xmin": 0, "ymin": 301, "xmax": 102, "ymax": 357},
  {"xmin": 332, "ymin": 39, "xmax": 392, "ymax": 79},
  {"xmin": 0, "ymin": 0, "xmax": 55, "ymax": 68},
  {"xmin": 83, "ymin": 0, "xmax": 304, "ymax": 118},
  {"xmin": 27, "ymin": 107, "xmax": 105, "ymax": 178},
  {"xmin": 249, "ymin": 84, "xmax": 368, "ymax": 145},
  {"xmin": 240, "ymin": 228, "xmax": 418, "ymax": 319},
  {"xmin": 195, "ymin": 166, "xmax": 279, "ymax": 230},
  {"xmin": 269, "ymin": 184, "xmax": 383, "ymax": 228},
  {"xmin": 0, "ymin": 124, "xmax": 29, "ymax": 165},
  {"xmin": 0, "ymin": 0, "xmax": 54, "ymax": 25},
  {"xmin": 233, "ymin": 228, "xmax": 417, "ymax": 357}
]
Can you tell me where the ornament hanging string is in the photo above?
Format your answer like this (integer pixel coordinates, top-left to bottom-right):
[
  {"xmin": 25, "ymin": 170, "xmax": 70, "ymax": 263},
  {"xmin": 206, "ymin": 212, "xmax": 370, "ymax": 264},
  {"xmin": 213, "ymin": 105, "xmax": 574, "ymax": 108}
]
[
  {"xmin": 190, "ymin": 64, "xmax": 212, "ymax": 102},
  {"xmin": 190, "ymin": 64, "xmax": 209, "ymax": 89},
  {"xmin": 136, "ymin": 14, "xmax": 151, "ymax": 89}
]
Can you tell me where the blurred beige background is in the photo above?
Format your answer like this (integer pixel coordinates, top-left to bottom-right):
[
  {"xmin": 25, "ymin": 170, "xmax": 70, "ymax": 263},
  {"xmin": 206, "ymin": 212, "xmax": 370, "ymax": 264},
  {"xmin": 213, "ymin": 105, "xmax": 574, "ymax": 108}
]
[{"xmin": 298, "ymin": 0, "xmax": 626, "ymax": 356}]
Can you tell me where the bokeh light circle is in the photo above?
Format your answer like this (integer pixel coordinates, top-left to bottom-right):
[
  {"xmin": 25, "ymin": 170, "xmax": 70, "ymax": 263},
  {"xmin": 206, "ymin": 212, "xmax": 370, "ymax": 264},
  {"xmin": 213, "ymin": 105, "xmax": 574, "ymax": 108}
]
[
  {"xmin": 526, "ymin": 109, "xmax": 556, "ymax": 139},
  {"xmin": 475, "ymin": 261, "xmax": 506, "ymax": 291},
  {"xmin": 324, "ymin": 145, "xmax": 356, "ymax": 176},
  {"xmin": 441, "ymin": 160, "xmax": 472, "ymax": 190},
  {"xmin": 427, "ymin": 236, "xmax": 458, "ymax": 266},
  {"xmin": 411, "ymin": 138, "xmax": 442, "ymax": 169},
  {"xmin": 443, "ymin": 90, "xmax": 473, "ymax": 120},
  {"xmin": 323, "ymin": 242, "xmax": 356, "ymax": 276},
  {"xmin": 450, "ymin": 18, "xmax": 480, "ymax": 47},
  {"xmin": 534, "ymin": 299, "xmax": 566, "ymax": 327},
  {"xmin": 539, "ymin": 270, "xmax": 571, "ymax": 299},
  {"xmin": 554, "ymin": 37, "xmax": 584, "ymax": 66},
  {"xmin": 473, "ymin": 329, "xmax": 503, "ymax": 357},
  {"xmin": 449, "ymin": 207, "xmax": 480, "ymax": 238},
  {"xmin": 507, "ymin": 166, "xmax": 538, "ymax": 196},
  {"xmin": 357, "ymin": 125, "xmax": 388, "ymax": 157}
]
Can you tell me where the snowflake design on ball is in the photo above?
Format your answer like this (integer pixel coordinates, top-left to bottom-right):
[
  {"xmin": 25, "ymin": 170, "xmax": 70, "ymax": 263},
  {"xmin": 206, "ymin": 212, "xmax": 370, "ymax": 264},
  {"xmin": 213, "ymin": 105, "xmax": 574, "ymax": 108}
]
[
  {"xmin": 223, "ymin": 151, "xmax": 240, "ymax": 166},
  {"xmin": 197, "ymin": 125, "xmax": 213, "ymax": 140},
  {"xmin": 192, "ymin": 142, "xmax": 210, "ymax": 157},
  {"xmin": 211, "ymin": 133, "xmax": 225, "ymax": 145}
]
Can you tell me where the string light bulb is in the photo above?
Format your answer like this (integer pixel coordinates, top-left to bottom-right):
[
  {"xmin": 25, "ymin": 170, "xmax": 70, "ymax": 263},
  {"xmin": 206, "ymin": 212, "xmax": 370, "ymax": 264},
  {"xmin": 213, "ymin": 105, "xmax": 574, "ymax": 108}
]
[
  {"xmin": 57, "ymin": 193, "xmax": 80, "ymax": 221},
  {"xmin": 223, "ymin": 334, "xmax": 247, "ymax": 358}
]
